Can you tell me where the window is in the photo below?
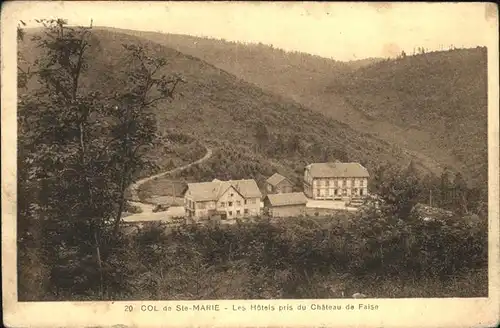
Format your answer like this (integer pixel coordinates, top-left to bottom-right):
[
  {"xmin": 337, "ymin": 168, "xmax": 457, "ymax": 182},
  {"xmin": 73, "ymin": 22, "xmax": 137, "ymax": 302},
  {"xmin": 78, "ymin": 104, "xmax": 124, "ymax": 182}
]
[
  {"xmin": 228, "ymin": 201, "xmax": 233, "ymax": 207},
  {"xmin": 334, "ymin": 189, "xmax": 338, "ymax": 195},
  {"xmin": 351, "ymin": 178, "xmax": 355, "ymax": 186},
  {"xmin": 228, "ymin": 211, "xmax": 232, "ymax": 216},
  {"xmin": 342, "ymin": 179, "xmax": 346, "ymax": 187},
  {"xmin": 316, "ymin": 189, "xmax": 321, "ymax": 197},
  {"xmin": 326, "ymin": 180, "xmax": 330, "ymax": 187},
  {"xmin": 236, "ymin": 210, "xmax": 241, "ymax": 215},
  {"xmin": 220, "ymin": 202, "xmax": 226, "ymax": 207},
  {"xmin": 236, "ymin": 200, "xmax": 241, "ymax": 206},
  {"xmin": 230, "ymin": 193, "xmax": 234, "ymax": 197},
  {"xmin": 244, "ymin": 200, "xmax": 247, "ymax": 205},
  {"xmin": 360, "ymin": 179, "xmax": 364, "ymax": 187},
  {"xmin": 244, "ymin": 209, "xmax": 249, "ymax": 215},
  {"xmin": 334, "ymin": 179, "xmax": 339, "ymax": 187}
]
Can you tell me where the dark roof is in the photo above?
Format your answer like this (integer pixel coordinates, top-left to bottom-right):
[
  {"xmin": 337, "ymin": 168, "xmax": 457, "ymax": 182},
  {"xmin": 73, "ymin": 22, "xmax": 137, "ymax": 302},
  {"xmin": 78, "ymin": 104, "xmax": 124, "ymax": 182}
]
[
  {"xmin": 306, "ymin": 162, "xmax": 369, "ymax": 178},
  {"xmin": 266, "ymin": 173, "xmax": 290, "ymax": 186},
  {"xmin": 265, "ymin": 192, "xmax": 308, "ymax": 207},
  {"xmin": 186, "ymin": 179, "xmax": 262, "ymax": 202}
]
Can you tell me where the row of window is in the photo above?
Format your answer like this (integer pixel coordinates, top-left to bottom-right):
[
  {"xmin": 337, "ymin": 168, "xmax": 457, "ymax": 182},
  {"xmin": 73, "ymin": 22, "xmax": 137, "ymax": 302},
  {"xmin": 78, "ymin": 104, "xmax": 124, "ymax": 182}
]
[
  {"xmin": 195, "ymin": 209, "xmax": 254, "ymax": 217},
  {"xmin": 220, "ymin": 198, "xmax": 257, "ymax": 207},
  {"xmin": 313, "ymin": 178, "xmax": 365, "ymax": 187},
  {"xmin": 316, "ymin": 188, "xmax": 365, "ymax": 197},
  {"xmin": 228, "ymin": 209, "xmax": 250, "ymax": 216},
  {"xmin": 195, "ymin": 198, "xmax": 258, "ymax": 210}
]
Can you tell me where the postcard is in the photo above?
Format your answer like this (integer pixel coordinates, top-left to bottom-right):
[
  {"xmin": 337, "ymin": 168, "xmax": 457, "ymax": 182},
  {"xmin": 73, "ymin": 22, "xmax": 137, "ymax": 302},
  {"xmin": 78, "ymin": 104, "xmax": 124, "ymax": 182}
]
[{"xmin": 2, "ymin": 1, "xmax": 499, "ymax": 327}]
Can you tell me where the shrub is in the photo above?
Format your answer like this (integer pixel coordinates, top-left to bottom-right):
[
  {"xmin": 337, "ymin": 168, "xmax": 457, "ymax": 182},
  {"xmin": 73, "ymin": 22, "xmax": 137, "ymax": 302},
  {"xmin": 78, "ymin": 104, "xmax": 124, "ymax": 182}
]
[{"xmin": 124, "ymin": 202, "xmax": 143, "ymax": 214}]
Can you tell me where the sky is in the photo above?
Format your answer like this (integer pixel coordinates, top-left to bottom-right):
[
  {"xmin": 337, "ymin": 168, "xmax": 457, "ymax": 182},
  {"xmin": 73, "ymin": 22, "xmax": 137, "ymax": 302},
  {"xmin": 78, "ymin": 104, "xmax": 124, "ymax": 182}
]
[{"xmin": 6, "ymin": 1, "xmax": 498, "ymax": 61}]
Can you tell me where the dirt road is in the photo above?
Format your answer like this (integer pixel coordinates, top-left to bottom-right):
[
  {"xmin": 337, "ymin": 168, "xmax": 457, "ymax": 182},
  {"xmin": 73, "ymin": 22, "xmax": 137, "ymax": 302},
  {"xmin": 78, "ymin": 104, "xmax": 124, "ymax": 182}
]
[{"xmin": 123, "ymin": 146, "xmax": 212, "ymax": 222}]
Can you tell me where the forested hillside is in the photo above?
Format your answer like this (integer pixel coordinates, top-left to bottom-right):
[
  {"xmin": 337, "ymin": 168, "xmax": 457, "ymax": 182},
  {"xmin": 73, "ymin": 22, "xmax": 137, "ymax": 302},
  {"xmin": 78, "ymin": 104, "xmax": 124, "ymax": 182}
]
[
  {"xmin": 100, "ymin": 28, "xmax": 370, "ymax": 104},
  {"xmin": 19, "ymin": 28, "xmax": 412, "ymax": 186},
  {"xmin": 107, "ymin": 28, "xmax": 488, "ymax": 187},
  {"xmin": 327, "ymin": 48, "xmax": 488, "ymax": 186}
]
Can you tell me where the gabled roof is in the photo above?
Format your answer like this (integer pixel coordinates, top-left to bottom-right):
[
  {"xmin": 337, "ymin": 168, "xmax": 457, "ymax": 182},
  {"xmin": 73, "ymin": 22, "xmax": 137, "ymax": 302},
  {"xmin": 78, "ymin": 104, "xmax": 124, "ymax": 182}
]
[
  {"xmin": 185, "ymin": 181, "xmax": 222, "ymax": 202},
  {"xmin": 265, "ymin": 192, "xmax": 308, "ymax": 207},
  {"xmin": 186, "ymin": 179, "xmax": 262, "ymax": 202},
  {"xmin": 229, "ymin": 179, "xmax": 262, "ymax": 198},
  {"xmin": 306, "ymin": 162, "xmax": 369, "ymax": 178},
  {"xmin": 266, "ymin": 173, "xmax": 291, "ymax": 186}
]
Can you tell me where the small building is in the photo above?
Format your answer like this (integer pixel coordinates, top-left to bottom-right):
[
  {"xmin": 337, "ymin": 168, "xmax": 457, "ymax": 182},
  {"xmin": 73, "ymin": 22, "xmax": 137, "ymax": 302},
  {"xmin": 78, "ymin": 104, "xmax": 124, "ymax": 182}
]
[
  {"xmin": 304, "ymin": 162, "xmax": 369, "ymax": 200},
  {"xmin": 265, "ymin": 173, "xmax": 294, "ymax": 194},
  {"xmin": 183, "ymin": 179, "xmax": 262, "ymax": 219},
  {"xmin": 263, "ymin": 192, "xmax": 308, "ymax": 218}
]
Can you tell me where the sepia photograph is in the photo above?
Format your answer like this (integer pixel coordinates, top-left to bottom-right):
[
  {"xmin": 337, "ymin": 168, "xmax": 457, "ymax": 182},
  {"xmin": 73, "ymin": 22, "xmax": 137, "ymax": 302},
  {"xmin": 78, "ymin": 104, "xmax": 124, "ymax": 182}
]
[{"xmin": 2, "ymin": 1, "xmax": 499, "ymax": 327}]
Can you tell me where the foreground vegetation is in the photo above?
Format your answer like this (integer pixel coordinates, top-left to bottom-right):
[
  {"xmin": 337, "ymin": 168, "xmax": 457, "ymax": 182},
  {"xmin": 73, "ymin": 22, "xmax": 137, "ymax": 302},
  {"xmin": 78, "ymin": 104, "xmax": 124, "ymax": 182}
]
[{"xmin": 19, "ymin": 207, "xmax": 487, "ymax": 300}]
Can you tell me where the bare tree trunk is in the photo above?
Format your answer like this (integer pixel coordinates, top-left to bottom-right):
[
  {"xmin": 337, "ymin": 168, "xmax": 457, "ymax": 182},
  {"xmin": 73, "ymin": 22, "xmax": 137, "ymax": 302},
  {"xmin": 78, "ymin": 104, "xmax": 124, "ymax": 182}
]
[
  {"xmin": 94, "ymin": 231, "xmax": 104, "ymax": 299},
  {"xmin": 113, "ymin": 137, "xmax": 130, "ymax": 236},
  {"xmin": 113, "ymin": 174, "xmax": 127, "ymax": 236}
]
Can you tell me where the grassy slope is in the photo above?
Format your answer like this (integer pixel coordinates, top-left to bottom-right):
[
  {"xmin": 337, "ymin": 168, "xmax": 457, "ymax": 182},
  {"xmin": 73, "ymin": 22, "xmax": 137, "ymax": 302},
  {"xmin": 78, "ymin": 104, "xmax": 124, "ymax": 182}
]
[
  {"xmin": 107, "ymin": 28, "xmax": 487, "ymax": 186},
  {"xmin": 20, "ymin": 29, "xmax": 412, "ymax": 187}
]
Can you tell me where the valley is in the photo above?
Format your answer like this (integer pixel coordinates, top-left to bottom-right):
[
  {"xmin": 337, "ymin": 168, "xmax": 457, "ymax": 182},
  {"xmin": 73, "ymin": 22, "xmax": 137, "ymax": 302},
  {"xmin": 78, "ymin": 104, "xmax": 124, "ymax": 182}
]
[
  {"xmin": 16, "ymin": 21, "xmax": 489, "ymax": 303},
  {"xmin": 107, "ymin": 27, "xmax": 488, "ymax": 187},
  {"xmin": 20, "ymin": 28, "xmax": 417, "ymax": 188}
]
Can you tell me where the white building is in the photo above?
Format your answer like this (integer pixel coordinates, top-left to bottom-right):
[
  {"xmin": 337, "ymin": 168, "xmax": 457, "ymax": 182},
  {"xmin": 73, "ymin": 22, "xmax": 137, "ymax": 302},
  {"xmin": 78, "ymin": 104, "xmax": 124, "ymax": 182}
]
[
  {"xmin": 183, "ymin": 179, "xmax": 262, "ymax": 219},
  {"xmin": 303, "ymin": 162, "xmax": 369, "ymax": 200}
]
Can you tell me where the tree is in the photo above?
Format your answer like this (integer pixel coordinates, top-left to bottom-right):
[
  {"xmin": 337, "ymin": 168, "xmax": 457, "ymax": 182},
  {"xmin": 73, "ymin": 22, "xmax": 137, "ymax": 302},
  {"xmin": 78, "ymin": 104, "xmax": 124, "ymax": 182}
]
[
  {"xmin": 273, "ymin": 133, "xmax": 286, "ymax": 155},
  {"xmin": 18, "ymin": 18, "xmax": 104, "ymax": 298},
  {"xmin": 287, "ymin": 134, "xmax": 301, "ymax": 154},
  {"xmin": 17, "ymin": 18, "xmax": 183, "ymax": 299},
  {"xmin": 453, "ymin": 172, "xmax": 469, "ymax": 215},
  {"xmin": 108, "ymin": 43, "xmax": 184, "ymax": 235},
  {"xmin": 254, "ymin": 121, "xmax": 269, "ymax": 152},
  {"xmin": 377, "ymin": 164, "xmax": 422, "ymax": 221},
  {"xmin": 17, "ymin": 20, "xmax": 29, "ymax": 89},
  {"xmin": 440, "ymin": 167, "xmax": 452, "ymax": 207},
  {"xmin": 368, "ymin": 162, "xmax": 388, "ymax": 194},
  {"xmin": 420, "ymin": 172, "xmax": 440, "ymax": 207}
]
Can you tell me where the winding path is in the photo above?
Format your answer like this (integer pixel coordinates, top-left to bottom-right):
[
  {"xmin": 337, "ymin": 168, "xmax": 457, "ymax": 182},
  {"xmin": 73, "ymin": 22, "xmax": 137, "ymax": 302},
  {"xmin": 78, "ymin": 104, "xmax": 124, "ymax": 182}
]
[{"xmin": 123, "ymin": 146, "xmax": 213, "ymax": 221}]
